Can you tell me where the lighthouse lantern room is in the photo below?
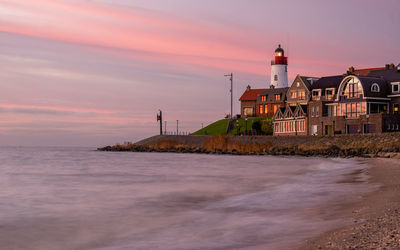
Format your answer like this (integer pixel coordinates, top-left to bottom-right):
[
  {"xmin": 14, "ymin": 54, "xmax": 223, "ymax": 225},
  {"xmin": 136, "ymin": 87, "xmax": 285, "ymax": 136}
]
[{"xmin": 270, "ymin": 44, "xmax": 289, "ymax": 88}]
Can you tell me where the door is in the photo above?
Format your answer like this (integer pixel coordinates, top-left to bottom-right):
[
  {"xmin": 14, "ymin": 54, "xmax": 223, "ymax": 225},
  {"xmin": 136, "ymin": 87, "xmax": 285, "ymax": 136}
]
[
  {"xmin": 325, "ymin": 125, "xmax": 333, "ymax": 136},
  {"xmin": 347, "ymin": 125, "xmax": 359, "ymax": 134}
]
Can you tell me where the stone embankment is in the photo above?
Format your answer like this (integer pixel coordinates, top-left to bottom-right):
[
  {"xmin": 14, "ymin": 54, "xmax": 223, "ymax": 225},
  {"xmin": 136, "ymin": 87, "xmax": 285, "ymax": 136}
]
[{"xmin": 98, "ymin": 133, "xmax": 400, "ymax": 158}]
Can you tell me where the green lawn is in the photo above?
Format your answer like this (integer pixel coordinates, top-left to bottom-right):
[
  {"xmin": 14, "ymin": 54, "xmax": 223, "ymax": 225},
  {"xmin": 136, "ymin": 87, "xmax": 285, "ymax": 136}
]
[
  {"xmin": 192, "ymin": 119, "xmax": 230, "ymax": 135},
  {"xmin": 193, "ymin": 117, "xmax": 270, "ymax": 136}
]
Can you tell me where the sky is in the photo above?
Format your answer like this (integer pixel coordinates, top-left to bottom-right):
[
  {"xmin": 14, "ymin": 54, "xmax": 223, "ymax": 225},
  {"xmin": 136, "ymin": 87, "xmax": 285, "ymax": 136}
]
[{"xmin": 0, "ymin": 0, "xmax": 399, "ymax": 146}]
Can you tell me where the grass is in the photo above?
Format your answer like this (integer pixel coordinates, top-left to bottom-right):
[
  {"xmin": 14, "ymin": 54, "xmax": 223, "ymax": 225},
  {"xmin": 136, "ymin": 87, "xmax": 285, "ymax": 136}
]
[
  {"xmin": 192, "ymin": 119, "xmax": 230, "ymax": 135},
  {"xmin": 192, "ymin": 117, "xmax": 269, "ymax": 136}
]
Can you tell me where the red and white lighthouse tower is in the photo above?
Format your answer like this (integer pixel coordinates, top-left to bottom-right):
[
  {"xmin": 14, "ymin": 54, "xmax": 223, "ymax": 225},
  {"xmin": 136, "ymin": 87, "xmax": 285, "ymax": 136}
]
[{"xmin": 270, "ymin": 44, "xmax": 288, "ymax": 88}]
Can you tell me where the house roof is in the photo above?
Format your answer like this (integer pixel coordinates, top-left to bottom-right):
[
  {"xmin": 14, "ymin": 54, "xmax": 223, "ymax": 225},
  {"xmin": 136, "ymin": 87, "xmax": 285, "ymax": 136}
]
[
  {"xmin": 367, "ymin": 68, "xmax": 400, "ymax": 82},
  {"xmin": 299, "ymin": 76, "xmax": 318, "ymax": 89},
  {"xmin": 358, "ymin": 76, "xmax": 389, "ymax": 98},
  {"xmin": 259, "ymin": 87, "xmax": 289, "ymax": 103},
  {"xmin": 239, "ymin": 88, "xmax": 266, "ymax": 101},
  {"xmin": 310, "ymin": 75, "xmax": 343, "ymax": 93},
  {"xmin": 353, "ymin": 67, "xmax": 385, "ymax": 76}
]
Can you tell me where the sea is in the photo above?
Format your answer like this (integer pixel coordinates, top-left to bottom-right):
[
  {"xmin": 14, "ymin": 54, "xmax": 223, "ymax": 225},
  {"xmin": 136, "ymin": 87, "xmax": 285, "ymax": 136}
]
[{"xmin": 0, "ymin": 147, "xmax": 374, "ymax": 250}]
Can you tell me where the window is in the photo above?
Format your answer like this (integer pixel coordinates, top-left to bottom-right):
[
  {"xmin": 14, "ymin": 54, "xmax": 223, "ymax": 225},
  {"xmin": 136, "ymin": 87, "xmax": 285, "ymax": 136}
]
[
  {"xmin": 371, "ymin": 83, "xmax": 380, "ymax": 92},
  {"xmin": 244, "ymin": 107, "xmax": 253, "ymax": 116},
  {"xmin": 298, "ymin": 91, "xmax": 305, "ymax": 100},
  {"xmin": 392, "ymin": 82, "xmax": 399, "ymax": 93},
  {"xmin": 311, "ymin": 107, "xmax": 315, "ymax": 117},
  {"xmin": 394, "ymin": 104, "xmax": 399, "ymax": 114},
  {"xmin": 273, "ymin": 105, "xmax": 278, "ymax": 114},
  {"xmin": 325, "ymin": 88, "xmax": 334, "ymax": 100},
  {"xmin": 290, "ymin": 91, "xmax": 297, "ymax": 98},
  {"xmin": 296, "ymin": 82, "xmax": 300, "ymax": 87},
  {"xmin": 341, "ymin": 77, "xmax": 362, "ymax": 99},
  {"xmin": 316, "ymin": 106, "xmax": 319, "ymax": 117},
  {"xmin": 259, "ymin": 105, "xmax": 263, "ymax": 114},
  {"xmin": 312, "ymin": 90, "xmax": 321, "ymax": 100},
  {"xmin": 264, "ymin": 105, "xmax": 268, "ymax": 114},
  {"xmin": 261, "ymin": 95, "xmax": 267, "ymax": 102},
  {"xmin": 275, "ymin": 94, "xmax": 281, "ymax": 101},
  {"xmin": 274, "ymin": 75, "xmax": 278, "ymax": 81}
]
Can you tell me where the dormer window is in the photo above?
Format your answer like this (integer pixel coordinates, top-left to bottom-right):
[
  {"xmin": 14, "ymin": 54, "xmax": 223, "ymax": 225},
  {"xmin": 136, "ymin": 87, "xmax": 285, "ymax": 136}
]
[
  {"xmin": 371, "ymin": 83, "xmax": 380, "ymax": 92},
  {"xmin": 392, "ymin": 82, "xmax": 400, "ymax": 93},
  {"xmin": 325, "ymin": 88, "xmax": 334, "ymax": 100},
  {"xmin": 312, "ymin": 89, "xmax": 321, "ymax": 100},
  {"xmin": 275, "ymin": 94, "xmax": 281, "ymax": 101},
  {"xmin": 260, "ymin": 95, "xmax": 267, "ymax": 102}
]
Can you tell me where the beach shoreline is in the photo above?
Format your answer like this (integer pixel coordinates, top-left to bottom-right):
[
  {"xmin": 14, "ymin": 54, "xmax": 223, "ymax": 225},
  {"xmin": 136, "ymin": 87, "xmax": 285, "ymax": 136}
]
[{"xmin": 300, "ymin": 158, "xmax": 400, "ymax": 249}]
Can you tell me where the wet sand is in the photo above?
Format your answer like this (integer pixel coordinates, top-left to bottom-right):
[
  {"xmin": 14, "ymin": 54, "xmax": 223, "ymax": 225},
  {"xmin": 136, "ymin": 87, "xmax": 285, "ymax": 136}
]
[{"xmin": 300, "ymin": 158, "xmax": 400, "ymax": 249}]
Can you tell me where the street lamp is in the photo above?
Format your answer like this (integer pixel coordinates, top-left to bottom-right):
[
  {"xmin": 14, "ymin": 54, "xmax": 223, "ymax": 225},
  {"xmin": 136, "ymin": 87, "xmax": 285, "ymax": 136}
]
[
  {"xmin": 236, "ymin": 120, "xmax": 239, "ymax": 135},
  {"xmin": 245, "ymin": 117, "xmax": 248, "ymax": 136}
]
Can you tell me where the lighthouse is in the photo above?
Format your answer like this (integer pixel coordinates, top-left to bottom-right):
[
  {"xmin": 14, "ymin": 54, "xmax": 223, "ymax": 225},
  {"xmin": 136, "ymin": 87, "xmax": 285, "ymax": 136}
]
[{"xmin": 270, "ymin": 44, "xmax": 288, "ymax": 88}]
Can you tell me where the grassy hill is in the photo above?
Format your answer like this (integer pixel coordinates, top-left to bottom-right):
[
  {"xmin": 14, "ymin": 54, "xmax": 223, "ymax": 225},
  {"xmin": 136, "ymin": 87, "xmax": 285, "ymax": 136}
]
[{"xmin": 192, "ymin": 117, "xmax": 269, "ymax": 136}]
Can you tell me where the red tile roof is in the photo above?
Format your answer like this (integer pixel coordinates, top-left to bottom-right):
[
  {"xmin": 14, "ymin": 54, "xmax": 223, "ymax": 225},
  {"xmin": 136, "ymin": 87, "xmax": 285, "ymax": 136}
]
[
  {"xmin": 353, "ymin": 67, "xmax": 385, "ymax": 76},
  {"xmin": 239, "ymin": 88, "xmax": 266, "ymax": 101}
]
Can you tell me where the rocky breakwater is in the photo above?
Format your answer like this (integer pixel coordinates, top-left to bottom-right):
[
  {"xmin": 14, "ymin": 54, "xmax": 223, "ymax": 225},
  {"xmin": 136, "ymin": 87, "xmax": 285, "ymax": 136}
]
[{"xmin": 98, "ymin": 133, "xmax": 400, "ymax": 158}]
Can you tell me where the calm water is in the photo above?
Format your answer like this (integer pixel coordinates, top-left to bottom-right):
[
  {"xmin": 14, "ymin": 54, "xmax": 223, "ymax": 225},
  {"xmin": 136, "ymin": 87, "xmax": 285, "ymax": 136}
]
[{"xmin": 0, "ymin": 147, "xmax": 373, "ymax": 250}]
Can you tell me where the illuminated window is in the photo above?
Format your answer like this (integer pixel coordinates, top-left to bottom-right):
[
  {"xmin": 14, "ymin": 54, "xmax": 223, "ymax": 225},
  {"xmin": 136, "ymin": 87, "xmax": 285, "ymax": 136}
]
[
  {"xmin": 298, "ymin": 91, "xmax": 305, "ymax": 100},
  {"xmin": 273, "ymin": 105, "xmax": 278, "ymax": 114},
  {"xmin": 275, "ymin": 94, "xmax": 281, "ymax": 101},
  {"xmin": 325, "ymin": 88, "xmax": 334, "ymax": 100},
  {"xmin": 312, "ymin": 90, "xmax": 321, "ymax": 100},
  {"xmin": 394, "ymin": 104, "xmax": 399, "ymax": 114},
  {"xmin": 259, "ymin": 105, "xmax": 263, "ymax": 114},
  {"xmin": 290, "ymin": 91, "xmax": 297, "ymax": 98},
  {"xmin": 264, "ymin": 105, "xmax": 268, "ymax": 114}
]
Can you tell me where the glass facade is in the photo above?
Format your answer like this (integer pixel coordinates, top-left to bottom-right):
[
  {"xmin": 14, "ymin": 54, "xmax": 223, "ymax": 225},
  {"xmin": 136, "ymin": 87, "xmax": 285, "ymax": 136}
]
[
  {"xmin": 342, "ymin": 78, "xmax": 363, "ymax": 99},
  {"xmin": 337, "ymin": 102, "xmax": 367, "ymax": 118}
]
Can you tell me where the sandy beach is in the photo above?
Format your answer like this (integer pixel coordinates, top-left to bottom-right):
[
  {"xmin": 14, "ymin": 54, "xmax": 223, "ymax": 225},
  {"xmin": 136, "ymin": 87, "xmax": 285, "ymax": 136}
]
[{"xmin": 300, "ymin": 158, "xmax": 400, "ymax": 249}]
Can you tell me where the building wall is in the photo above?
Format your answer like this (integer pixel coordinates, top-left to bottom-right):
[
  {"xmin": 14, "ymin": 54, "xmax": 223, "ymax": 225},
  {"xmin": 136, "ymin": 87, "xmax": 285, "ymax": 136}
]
[
  {"xmin": 273, "ymin": 118, "xmax": 308, "ymax": 136},
  {"xmin": 256, "ymin": 102, "xmax": 285, "ymax": 117},
  {"xmin": 270, "ymin": 64, "xmax": 288, "ymax": 88},
  {"xmin": 308, "ymin": 114, "xmax": 383, "ymax": 135}
]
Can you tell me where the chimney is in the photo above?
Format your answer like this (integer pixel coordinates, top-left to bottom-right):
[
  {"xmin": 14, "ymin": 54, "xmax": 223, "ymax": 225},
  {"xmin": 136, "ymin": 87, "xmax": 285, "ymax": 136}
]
[
  {"xmin": 397, "ymin": 63, "xmax": 400, "ymax": 72},
  {"xmin": 348, "ymin": 66, "xmax": 355, "ymax": 73},
  {"xmin": 389, "ymin": 63, "xmax": 395, "ymax": 69},
  {"xmin": 385, "ymin": 64, "xmax": 390, "ymax": 70},
  {"xmin": 246, "ymin": 85, "xmax": 251, "ymax": 91},
  {"xmin": 270, "ymin": 84, "xmax": 275, "ymax": 89}
]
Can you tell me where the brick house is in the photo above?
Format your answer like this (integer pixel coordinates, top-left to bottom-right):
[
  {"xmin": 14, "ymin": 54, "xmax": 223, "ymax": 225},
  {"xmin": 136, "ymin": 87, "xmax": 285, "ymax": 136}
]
[
  {"xmin": 272, "ymin": 75, "xmax": 317, "ymax": 136},
  {"xmin": 239, "ymin": 85, "xmax": 266, "ymax": 117},
  {"xmin": 308, "ymin": 64, "xmax": 400, "ymax": 135},
  {"xmin": 256, "ymin": 86, "xmax": 288, "ymax": 117}
]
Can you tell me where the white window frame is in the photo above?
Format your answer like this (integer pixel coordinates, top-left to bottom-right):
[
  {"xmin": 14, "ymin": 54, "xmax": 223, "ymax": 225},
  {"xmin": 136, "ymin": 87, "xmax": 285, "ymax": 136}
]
[
  {"xmin": 371, "ymin": 83, "xmax": 380, "ymax": 93},
  {"xmin": 392, "ymin": 82, "xmax": 400, "ymax": 93},
  {"xmin": 312, "ymin": 89, "xmax": 321, "ymax": 100},
  {"xmin": 325, "ymin": 88, "xmax": 335, "ymax": 100}
]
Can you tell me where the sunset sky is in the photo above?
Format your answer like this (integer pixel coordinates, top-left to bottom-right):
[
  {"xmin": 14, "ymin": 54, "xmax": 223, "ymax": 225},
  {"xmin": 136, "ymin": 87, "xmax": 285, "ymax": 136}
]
[{"xmin": 0, "ymin": 0, "xmax": 399, "ymax": 146}]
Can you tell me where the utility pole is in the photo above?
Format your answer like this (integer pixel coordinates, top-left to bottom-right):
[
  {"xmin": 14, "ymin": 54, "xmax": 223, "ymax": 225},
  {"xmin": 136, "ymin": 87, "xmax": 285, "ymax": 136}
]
[
  {"xmin": 224, "ymin": 73, "xmax": 233, "ymax": 119},
  {"xmin": 176, "ymin": 120, "xmax": 179, "ymax": 135},
  {"xmin": 157, "ymin": 110, "xmax": 163, "ymax": 135}
]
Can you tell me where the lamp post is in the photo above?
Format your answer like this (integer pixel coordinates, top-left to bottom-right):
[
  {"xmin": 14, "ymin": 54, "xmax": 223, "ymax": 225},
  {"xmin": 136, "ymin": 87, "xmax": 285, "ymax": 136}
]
[
  {"xmin": 366, "ymin": 114, "xmax": 369, "ymax": 133},
  {"xmin": 224, "ymin": 73, "xmax": 233, "ymax": 120},
  {"xmin": 245, "ymin": 117, "xmax": 248, "ymax": 136},
  {"xmin": 236, "ymin": 120, "xmax": 239, "ymax": 135},
  {"xmin": 176, "ymin": 120, "xmax": 179, "ymax": 135}
]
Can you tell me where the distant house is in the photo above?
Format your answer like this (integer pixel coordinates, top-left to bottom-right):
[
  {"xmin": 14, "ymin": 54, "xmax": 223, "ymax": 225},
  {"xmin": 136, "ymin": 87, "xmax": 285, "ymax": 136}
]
[{"xmin": 239, "ymin": 85, "xmax": 266, "ymax": 117}]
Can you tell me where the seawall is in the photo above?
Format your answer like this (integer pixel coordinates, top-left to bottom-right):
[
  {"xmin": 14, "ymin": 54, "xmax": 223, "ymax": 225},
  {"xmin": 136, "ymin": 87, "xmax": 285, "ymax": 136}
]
[{"xmin": 98, "ymin": 133, "xmax": 400, "ymax": 158}]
